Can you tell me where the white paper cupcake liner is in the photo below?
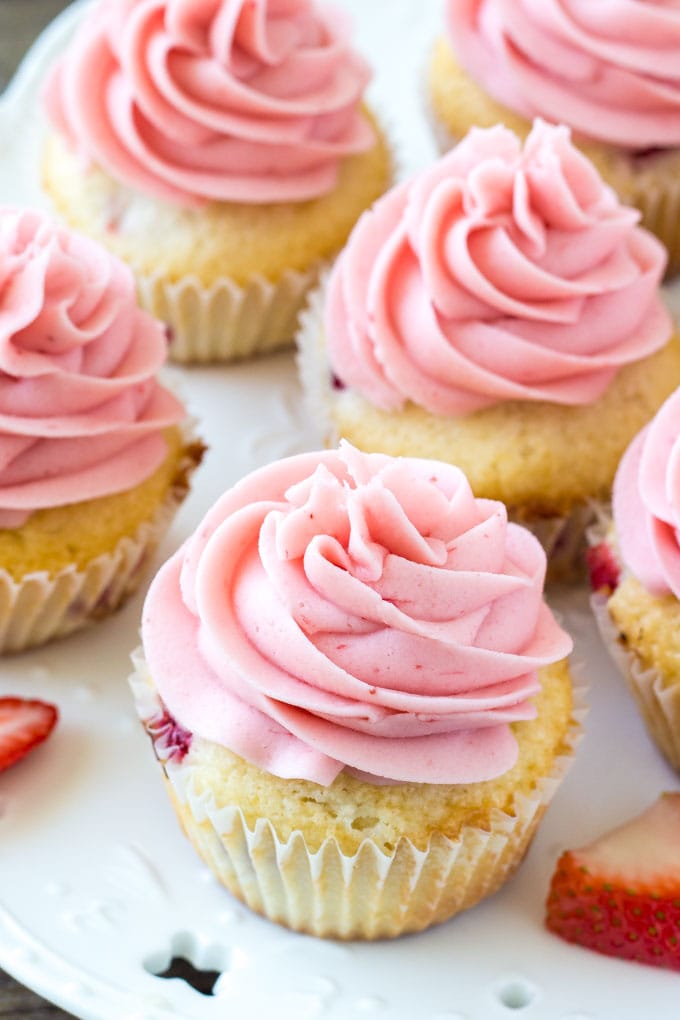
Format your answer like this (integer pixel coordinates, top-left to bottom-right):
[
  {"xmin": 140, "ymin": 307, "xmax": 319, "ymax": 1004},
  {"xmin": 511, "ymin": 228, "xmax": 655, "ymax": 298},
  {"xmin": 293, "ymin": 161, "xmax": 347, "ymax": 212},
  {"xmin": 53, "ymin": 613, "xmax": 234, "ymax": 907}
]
[
  {"xmin": 130, "ymin": 655, "xmax": 585, "ymax": 940},
  {"xmin": 0, "ymin": 433, "xmax": 201, "ymax": 654},
  {"xmin": 423, "ymin": 95, "xmax": 459, "ymax": 156},
  {"xmin": 618, "ymin": 167, "xmax": 680, "ymax": 277},
  {"xmin": 138, "ymin": 262, "xmax": 325, "ymax": 364},
  {"xmin": 584, "ymin": 503, "xmax": 614, "ymax": 549},
  {"xmin": 516, "ymin": 505, "xmax": 598, "ymax": 583},
  {"xmin": 295, "ymin": 278, "xmax": 334, "ymax": 441},
  {"xmin": 591, "ymin": 592, "xmax": 680, "ymax": 773}
]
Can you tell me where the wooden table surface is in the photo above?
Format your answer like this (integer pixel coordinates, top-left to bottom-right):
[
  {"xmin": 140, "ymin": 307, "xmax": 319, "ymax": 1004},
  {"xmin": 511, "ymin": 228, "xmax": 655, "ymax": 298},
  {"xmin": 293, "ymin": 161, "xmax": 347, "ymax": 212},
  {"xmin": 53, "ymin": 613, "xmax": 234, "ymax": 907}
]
[{"xmin": 1, "ymin": 5, "xmax": 79, "ymax": 1017}]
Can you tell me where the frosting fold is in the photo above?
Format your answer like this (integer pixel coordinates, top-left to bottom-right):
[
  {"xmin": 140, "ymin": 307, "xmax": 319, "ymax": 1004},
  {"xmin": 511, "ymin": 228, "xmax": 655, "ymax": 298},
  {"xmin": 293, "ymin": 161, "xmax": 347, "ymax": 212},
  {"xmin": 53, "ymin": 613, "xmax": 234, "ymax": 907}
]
[
  {"xmin": 326, "ymin": 121, "xmax": 671, "ymax": 416},
  {"xmin": 142, "ymin": 443, "xmax": 572, "ymax": 785},
  {"xmin": 0, "ymin": 207, "xmax": 184, "ymax": 527},
  {"xmin": 614, "ymin": 387, "xmax": 680, "ymax": 599},
  {"xmin": 46, "ymin": 0, "xmax": 374, "ymax": 205},
  {"xmin": 446, "ymin": 0, "xmax": 680, "ymax": 150}
]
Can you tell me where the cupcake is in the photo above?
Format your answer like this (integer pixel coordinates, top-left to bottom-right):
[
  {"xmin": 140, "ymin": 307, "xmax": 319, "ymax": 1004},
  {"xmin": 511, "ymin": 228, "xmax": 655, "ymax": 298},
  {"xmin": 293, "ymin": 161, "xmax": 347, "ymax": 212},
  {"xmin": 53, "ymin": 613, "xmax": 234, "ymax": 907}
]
[
  {"xmin": 42, "ymin": 0, "xmax": 392, "ymax": 363},
  {"xmin": 130, "ymin": 441, "xmax": 578, "ymax": 939},
  {"xmin": 0, "ymin": 206, "xmax": 202, "ymax": 653},
  {"xmin": 297, "ymin": 120, "xmax": 680, "ymax": 578},
  {"xmin": 428, "ymin": 0, "xmax": 680, "ymax": 272},
  {"xmin": 589, "ymin": 386, "xmax": 680, "ymax": 773}
]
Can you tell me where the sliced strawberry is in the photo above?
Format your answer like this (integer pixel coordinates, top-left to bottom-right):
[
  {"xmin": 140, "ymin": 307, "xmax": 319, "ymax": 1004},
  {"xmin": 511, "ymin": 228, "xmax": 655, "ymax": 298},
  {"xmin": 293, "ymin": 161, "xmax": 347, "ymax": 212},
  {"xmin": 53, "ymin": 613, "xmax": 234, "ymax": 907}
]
[
  {"xmin": 586, "ymin": 540, "xmax": 620, "ymax": 593},
  {"xmin": 546, "ymin": 793, "xmax": 680, "ymax": 971},
  {"xmin": 0, "ymin": 697, "xmax": 59, "ymax": 773}
]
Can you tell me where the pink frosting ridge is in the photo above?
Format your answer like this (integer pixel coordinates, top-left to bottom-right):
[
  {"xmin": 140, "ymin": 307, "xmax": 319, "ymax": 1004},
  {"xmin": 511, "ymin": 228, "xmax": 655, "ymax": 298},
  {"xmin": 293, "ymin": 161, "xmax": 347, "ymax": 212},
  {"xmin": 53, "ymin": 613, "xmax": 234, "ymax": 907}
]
[
  {"xmin": 326, "ymin": 121, "xmax": 671, "ymax": 416},
  {"xmin": 613, "ymin": 387, "xmax": 680, "ymax": 599},
  {"xmin": 142, "ymin": 442, "xmax": 572, "ymax": 785},
  {"xmin": 0, "ymin": 207, "xmax": 185, "ymax": 528},
  {"xmin": 446, "ymin": 0, "xmax": 680, "ymax": 150},
  {"xmin": 45, "ymin": 0, "xmax": 375, "ymax": 206}
]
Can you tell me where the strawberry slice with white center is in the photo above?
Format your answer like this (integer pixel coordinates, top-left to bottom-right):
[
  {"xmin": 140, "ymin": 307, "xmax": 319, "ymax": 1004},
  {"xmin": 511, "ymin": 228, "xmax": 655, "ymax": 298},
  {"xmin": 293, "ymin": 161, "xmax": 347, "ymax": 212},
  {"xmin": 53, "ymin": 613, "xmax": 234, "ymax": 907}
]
[
  {"xmin": 0, "ymin": 697, "xmax": 59, "ymax": 772},
  {"xmin": 546, "ymin": 793, "xmax": 680, "ymax": 971}
]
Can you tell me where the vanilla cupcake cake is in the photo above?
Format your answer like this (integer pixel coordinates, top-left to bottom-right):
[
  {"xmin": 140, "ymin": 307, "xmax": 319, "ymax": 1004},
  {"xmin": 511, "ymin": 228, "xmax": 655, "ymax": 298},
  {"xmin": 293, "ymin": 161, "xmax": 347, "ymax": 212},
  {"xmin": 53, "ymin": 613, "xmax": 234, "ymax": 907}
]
[
  {"xmin": 0, "ymin": 207, "xmax": 201, "ymax": 653},
  {"xmin": 298, "ymin": 121, "xmax": 680, "ymax": 577},
  {"xmin": 428, "ymin": 0, "xmax": 680, "ymax": 272},
  {"xmin": 131, "ymin": 442, "xmax": 578, "ymax": 939},
  {"xmin": 590, "ymin": 386, "xmax": 680, "ymax": 773},
  {"xmin": 42, "ymin": 0, "xmax": 391, "ymax": 362}
]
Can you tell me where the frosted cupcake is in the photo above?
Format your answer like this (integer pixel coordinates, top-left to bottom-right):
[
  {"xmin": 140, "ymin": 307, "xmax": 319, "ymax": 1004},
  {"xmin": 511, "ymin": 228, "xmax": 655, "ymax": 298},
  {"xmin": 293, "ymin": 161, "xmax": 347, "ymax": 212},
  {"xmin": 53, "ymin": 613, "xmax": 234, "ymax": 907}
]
[
  {"xmin": 428, "ymin": 0, "xmax": 680, "ymax": 272},
  {"xmin": 42, "ymin": 0, "xmax": 391, "ymax": 362},
  {"xmin": 589, "ymin": 387, "xmax": 680, "ymax": 773},
  {"xmin": 131, "ymin": 442, "xmax": 578, "ymax": 939},
  {"xmin": 298, "ymin": 121, "xmax": 680, "ymax": 577},
  {"xmin": 0, "ymin": 207, "xmax": 201, "ymax": 653}
]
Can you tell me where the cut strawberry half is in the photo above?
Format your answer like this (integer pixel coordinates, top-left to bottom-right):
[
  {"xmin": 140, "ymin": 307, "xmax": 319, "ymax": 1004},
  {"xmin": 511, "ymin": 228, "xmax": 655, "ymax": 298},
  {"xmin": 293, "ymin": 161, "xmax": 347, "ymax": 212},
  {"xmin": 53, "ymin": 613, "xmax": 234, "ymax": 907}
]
[
  {"xmin": 546, "ymin": 793, "xmax": 680, "ymax": 971},
  {"xmin": 0, "ymin": 697, "xmax": 59, "ymax": 773}
]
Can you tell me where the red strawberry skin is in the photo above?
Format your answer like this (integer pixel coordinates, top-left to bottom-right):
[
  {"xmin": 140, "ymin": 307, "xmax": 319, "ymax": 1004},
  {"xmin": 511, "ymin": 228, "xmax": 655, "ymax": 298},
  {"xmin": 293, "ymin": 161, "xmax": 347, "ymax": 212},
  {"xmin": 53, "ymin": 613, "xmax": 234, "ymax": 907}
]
[
  {"xmin": 546, "ymin": 794, "xmax": 680, "ymax": 971},
  {"xmin": 547, "ymin": 852, "xmax": 680, "ymax": 969},
  {"xmin": 586, "ymin": 540, "xmax": 621, "ymax": 594},
  {"xmin": 0, "ymin": 697, "xmax": 59, "ymax": 772}
]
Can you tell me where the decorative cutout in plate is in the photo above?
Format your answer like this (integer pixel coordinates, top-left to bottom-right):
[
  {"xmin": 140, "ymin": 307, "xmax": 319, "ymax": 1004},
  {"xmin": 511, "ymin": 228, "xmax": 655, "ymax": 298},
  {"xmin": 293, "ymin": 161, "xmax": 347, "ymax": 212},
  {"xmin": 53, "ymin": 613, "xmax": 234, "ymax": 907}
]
[{"xmin": 144, "ymin": 932, "xmax": 228, "ymax": 997}]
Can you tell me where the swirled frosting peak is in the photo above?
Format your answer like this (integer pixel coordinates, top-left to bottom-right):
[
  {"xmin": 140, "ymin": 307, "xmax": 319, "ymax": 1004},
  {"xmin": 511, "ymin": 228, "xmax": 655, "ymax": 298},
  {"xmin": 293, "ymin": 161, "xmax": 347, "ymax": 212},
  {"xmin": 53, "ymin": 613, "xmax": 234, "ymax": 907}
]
[
  {"xmin": 45, "ymin": 0, "xmax": 375, "ymax": 205},
  {"xmin": 0, "ymin": 207, "xmax": 184, "ymax": 527},
  {"xmin": 142, "ymin": 442, "xmax": 572, "ymax": 785},
  {"xmin": 613, "ymin": 387, "xmax": 680, "ymax": 598},
  {"xmin": 446, "ymin": 0, "xmax": 680, "ymax": 150},
  {"xmin": 326, "ymin": 121, "xmax": 671, "ymax": 415}
]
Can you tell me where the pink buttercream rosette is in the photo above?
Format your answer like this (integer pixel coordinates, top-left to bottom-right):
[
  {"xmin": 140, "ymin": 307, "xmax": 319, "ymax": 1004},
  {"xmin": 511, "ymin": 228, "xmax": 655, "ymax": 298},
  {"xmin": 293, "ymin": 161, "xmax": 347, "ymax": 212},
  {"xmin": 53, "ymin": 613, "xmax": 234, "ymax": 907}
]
[
  {"xmin": 446, "ymin": 0, "xmax": 680, "ymax": 151},
  {"xmin": 614, "ymin": 390, "xmax": 680, "ymax": 599},
  {"xmin": 591, "ymin": 387, "xmax": 680, "ymax": 772},
  {"xmin": 0, "ymin": 208, "xmax": 184, "ymax": 525},
  {"xmin": 140, "ymin": 442, "xmax": 572, "ymax": 785},
  {"xmin": 130, "ymin": 444, "xmax": 580, "ymax": 937},
  {"xmin": 436, "ymin": 1, "xmax": 680, "ymax": 271},
  {"xmin": 0, "ymin": 207, "xmax": 193, "ymax": 652},
  {"xmin": 46, "ymin": 0, "xmax": 374, "ymax": 206},
  {"xmin": 44, "ymin": 0, "xmax": 382, "ymax": 362},
  {"xmin": 325, "ymin": 120, "xmax": 669, "ymax": 415}
]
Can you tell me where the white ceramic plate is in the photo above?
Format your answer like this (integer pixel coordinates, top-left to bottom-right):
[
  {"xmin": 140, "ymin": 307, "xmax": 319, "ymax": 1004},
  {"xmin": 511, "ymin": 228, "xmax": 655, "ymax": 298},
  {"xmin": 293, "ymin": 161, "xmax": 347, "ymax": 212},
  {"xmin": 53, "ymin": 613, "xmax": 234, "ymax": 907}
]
[{"xmin": 1, "ymin": 3, "xmax": 679, "ymax": 1019}]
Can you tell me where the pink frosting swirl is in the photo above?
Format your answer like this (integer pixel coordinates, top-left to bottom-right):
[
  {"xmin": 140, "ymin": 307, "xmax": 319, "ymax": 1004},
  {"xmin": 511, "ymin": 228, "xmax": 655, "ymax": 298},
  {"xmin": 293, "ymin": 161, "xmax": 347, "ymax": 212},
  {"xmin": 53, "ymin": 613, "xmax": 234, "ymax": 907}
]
[
  {"xmin": 326, "ymin": 121, "xmax": 670, "ymax": 416},
  {"xmin": 0, "ymin": 207, "xmax": 185, "ymax": 527},
  {"xmin": 45, "ymin": 0, "xmax": 375, "ymax": 205},
  {"xmin": 613, "ymin": 387, "xmax": 680, "ymax": 599},
  {"xmin": 142, "ymin": 443, "xmax": 572, "ymax": 785},
  {"xmin": 446, "ymin": 0, "xmax": 680, "ymax": 150}
]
